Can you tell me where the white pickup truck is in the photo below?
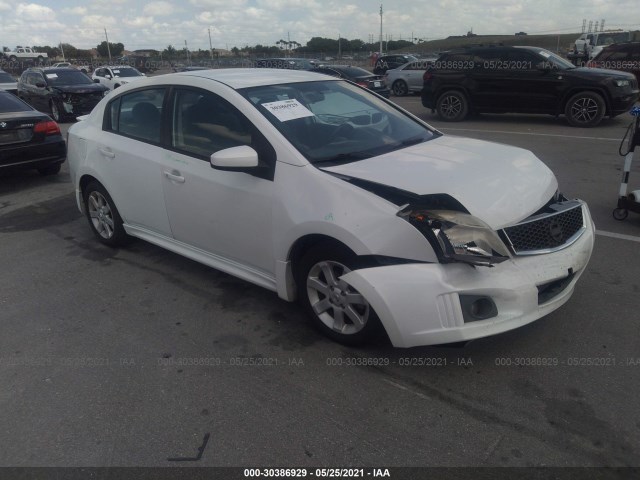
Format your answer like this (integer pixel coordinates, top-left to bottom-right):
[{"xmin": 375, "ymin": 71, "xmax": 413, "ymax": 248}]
[
  {"xmin": 3, "ymin": 47, "xmax": 48, "ymax": 63},
  {"xmin": 568, "ymin": 31, "xmax": 632, "ymax": 62}
]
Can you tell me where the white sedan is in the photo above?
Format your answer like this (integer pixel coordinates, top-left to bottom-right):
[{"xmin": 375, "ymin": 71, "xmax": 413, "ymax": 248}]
[
  {"xmin": 385, "ymin": 60, "xmax": 431, "ymax": 96},
  {"xmin": 92, "ymin": 65, "xmax": 146, "ymax": 90},
  {"xmin": 67, "ymin": 69, "xmax": 594, "ymax": 347}
]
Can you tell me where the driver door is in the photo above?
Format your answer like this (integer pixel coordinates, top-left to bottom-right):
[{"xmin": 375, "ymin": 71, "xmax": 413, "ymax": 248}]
[{"xmin": 160, "ymin": 87, "xmax": 277, "ymax": 274}]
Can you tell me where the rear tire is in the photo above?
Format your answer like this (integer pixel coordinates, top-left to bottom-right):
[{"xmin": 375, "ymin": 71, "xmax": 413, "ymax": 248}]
[
  {"xmin": 565, "ymin": 91, "xmax": 605, "ymax": 127},
  {"xmin": 436, "ymin": 90, "xmax": 469, "ymax": 122},
  {"xmin": 296, "ymin": 243, "xmax": 383, "ymax": 346},
  {"xmin": 83, "ymin": 181, "xmax": 131, "ymax": 247},
  {"xmin": 392, "ymin": 80, "xmax": 409, "ymax": 96}
]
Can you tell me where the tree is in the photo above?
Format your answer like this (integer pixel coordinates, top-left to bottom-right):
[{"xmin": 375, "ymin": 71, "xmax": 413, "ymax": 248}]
[
  {"xmin": 97, "ymin": 41, "xmax": 124, "ymax": 58},
  {"xmin": 163, "ymin": 44, "xmax": 177, "ymax": 58}
]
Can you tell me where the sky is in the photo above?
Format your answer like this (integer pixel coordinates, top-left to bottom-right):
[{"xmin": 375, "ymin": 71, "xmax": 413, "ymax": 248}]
[{"xmin": 0, "ymin": 0, "xmax": 638, "ymax": 52}]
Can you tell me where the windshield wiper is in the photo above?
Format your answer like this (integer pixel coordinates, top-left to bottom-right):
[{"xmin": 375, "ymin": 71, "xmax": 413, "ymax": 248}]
[
  {"xmin": 400, "ymin": 135, "xmax": 429, "ymax": 147},
  {"xmin": 313, "ymin": 151, "xmax": 372, "ymax": 165}
]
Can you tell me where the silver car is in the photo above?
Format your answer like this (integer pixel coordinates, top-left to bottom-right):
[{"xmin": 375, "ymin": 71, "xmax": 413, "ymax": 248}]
[{"xmin": 384, "ymin": 60, "xmax": 431, "ymax": 96}]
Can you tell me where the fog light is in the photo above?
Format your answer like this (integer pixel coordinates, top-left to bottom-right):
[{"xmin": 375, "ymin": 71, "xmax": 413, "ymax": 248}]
[{"xmin": 459, "ymin": 295, "xmax": 498, "ymax": 323}]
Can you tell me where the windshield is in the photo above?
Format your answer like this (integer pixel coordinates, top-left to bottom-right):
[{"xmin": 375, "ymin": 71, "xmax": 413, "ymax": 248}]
[
  {"xmin": 596, "ymin": 32, "xmax": 629, "ymax": 46},
  {"xmin": 240, "ymin": 80, "xmax": 438, "ymax": 165},
  {"xmin": 45, "ymin": 70, "xmax": 93, "ymax": 86},
  {"xmin": 111, "ymin": 67, "xmax": 142, "ymax": 77},
  {"xmin": 0, "ymin": 72, "xmax": 15, "ymax": 83},
  {"xmin": 536, "ymin": 49, "xmax": 575, "ymax": 70}
]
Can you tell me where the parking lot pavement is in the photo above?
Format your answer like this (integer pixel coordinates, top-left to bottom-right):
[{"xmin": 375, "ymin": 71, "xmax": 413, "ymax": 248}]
[{"xmin": 1, "ymin": 109, "xmax": 639, "ymax": 469}]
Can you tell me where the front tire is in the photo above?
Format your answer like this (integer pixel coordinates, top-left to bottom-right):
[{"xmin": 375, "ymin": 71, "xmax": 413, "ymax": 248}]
[
  {"xmin": 83, "ymin": 181, "xmax": 130, "ymax": 247},
  {"xmin": 436, "ymin": 90, "xmax": 469, "ymax": 121},
  {"xmin": 297, "ymin": 244, "xmax": 382, "ymax": 345},
  {"xmin": 565, "ymin": 91, "xmax": 605, "ymax": 127},
  {"xmin": 50, "ymin": 101, "xmax": 62, "ymax": 122},
  {"xmin": 392, "ymin": 80, "xmax": 408, "ymax": 96}
]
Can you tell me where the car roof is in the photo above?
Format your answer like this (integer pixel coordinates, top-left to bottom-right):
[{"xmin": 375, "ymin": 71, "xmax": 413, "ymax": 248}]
[{"xmin": 171, "ymin": 68, "xmax": 338, "ymax": 89}]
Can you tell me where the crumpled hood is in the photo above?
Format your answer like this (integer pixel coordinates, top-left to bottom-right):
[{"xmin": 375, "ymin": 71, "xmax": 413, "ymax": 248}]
[
  {"xmin": 321, "ymin": 135, "xmax": 558, "ymax": 229},
  {"xmin": 52, "ymin": 84, "xmax": 107, "ymax": 94}
]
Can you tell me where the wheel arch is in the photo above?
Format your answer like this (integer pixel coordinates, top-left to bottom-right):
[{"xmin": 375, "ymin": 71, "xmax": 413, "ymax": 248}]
[
  {"xmin": 560, "ymin": 87, "xmax": 612, "ymax": 116},
  {"xmin": 280, "ymin": 234, "xmax": 358, "ymax": 302}
]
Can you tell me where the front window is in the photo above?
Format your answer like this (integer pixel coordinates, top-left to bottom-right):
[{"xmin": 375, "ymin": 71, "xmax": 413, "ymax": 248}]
[
  {"xmin": 240, "ymin": 80, "xmax": 438, "ymax": 164},
  {"xmin": 44, "ymin": 70, "xmax": 94, "ymax": 86}
]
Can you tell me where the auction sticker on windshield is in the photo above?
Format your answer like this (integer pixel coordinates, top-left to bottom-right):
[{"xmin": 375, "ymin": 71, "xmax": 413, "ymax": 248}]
[{"xmin": 262, "ymin": 99, "xmax": 315, "ymax": 122}]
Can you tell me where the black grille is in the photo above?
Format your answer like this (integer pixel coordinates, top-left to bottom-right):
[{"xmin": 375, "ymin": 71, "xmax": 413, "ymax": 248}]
[{"xmin": 502, "ymin": 204, "xmax": 584, "ymax": 254}]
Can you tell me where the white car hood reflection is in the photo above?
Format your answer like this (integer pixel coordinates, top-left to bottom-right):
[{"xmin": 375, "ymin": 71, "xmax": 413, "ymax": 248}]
[{"xmin": 321, "ymin": 135, "xmax": 558, "ymax": 230}]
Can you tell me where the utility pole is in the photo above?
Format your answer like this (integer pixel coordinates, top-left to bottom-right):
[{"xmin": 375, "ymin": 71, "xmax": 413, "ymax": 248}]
[
  {"xmin": 208, "ymin": 28, "xmax": 214, "ymax": 64},
  {"xmin": 59, "ymin": 42, "xmax": 65, "ymax": 61},
  {"xmin": 379, "ymin": 4, "xmax": 383, "ymax": 55},
  {"xmin": 104, "ymin": 28, "xmax": 112, "ymax": 62},
  {"xmin": 184, "ymin": 40, "xmax": 190, "ymax": 65},
  {"xmin": 338, "ymin": 33, "xmax": 341, "ymax": 59}
]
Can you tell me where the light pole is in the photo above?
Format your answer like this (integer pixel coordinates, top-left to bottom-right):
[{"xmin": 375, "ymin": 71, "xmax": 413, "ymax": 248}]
[{"xmin": 379, "ymin": 4, "xmax": 383, "ymax": 55}]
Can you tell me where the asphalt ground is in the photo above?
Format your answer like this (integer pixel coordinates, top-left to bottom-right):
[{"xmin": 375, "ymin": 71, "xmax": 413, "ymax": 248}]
[{"xmin": 0, "ymin": 94, "xmax": 639, "ymax": 473}]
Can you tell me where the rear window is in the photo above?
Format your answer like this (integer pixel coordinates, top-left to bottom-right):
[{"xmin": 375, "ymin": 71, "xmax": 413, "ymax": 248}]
[
  {"xmin": 0, "ymin": 92, "xmax": 32, "ymax": 113},
  {"xmin": 0, "ymin": 72, "xmax": 15, "ymax": 83}
]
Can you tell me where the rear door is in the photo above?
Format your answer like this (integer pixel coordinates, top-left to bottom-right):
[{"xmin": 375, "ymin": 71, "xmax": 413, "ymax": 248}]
[{"xmin": 88, "ymin": 86, "xmax": 173, "ymax": 236}]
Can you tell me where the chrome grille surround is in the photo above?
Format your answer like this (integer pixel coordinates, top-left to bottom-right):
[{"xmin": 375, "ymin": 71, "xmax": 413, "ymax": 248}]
[{"xmin": 501, "ymin": 201, "xmax": 586, "ymax": 256}]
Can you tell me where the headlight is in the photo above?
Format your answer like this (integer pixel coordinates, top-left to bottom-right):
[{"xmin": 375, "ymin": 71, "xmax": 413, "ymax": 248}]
[
  {"xmin": 615, "ymin": 79, "xmax": 630, "ymax": 87},
  {"xmin": 398, "ymin": 207, "xmax": 510, "ymax": 267}
]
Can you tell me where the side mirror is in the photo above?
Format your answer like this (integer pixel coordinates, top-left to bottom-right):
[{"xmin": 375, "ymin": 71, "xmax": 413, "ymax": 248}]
[
  {"xmin": 35, "ymin": 81, "xmax": 46, "ymax": 88},
  {"xmin": 105, "ymin": 75, "xmax": 112, "ymax": 80},
  {"xmin": 93, "ymin": 78, "xmax": 100, "ymax": 83},
  {"xmin": 210, "ymin": 146, "xmax": 259, "ymax": 171}
]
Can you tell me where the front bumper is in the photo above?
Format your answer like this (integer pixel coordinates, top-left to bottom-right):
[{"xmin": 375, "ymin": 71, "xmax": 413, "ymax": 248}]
[{"xmin": 342, "ymin": 205, "xmax": 595, "ymax": 348}]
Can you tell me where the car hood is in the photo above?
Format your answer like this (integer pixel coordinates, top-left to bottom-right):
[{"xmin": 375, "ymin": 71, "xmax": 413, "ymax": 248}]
[
  {"xmin": 569, "ymin": 66, "xmax": 636, "ymax": 80},
  {"xmin": 52, "ymin": 84, "xmax": 107, "ymax": 94},
  {"xmin": 321, "ymin": 135, "xmax": 558, "ymax": 229}
]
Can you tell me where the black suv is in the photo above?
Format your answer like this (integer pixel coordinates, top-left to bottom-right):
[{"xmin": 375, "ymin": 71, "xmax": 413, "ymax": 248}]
[
  {"xmin": 17, "ymin": 67, "xmax": 108, "ymax": 122},
  {"xmin": 421, "ymin": 46, "xmax": 639, "ymax": 127},
  {"xmin": 590, "ymin": 42, "xmax": 640, "ymax": 84}
]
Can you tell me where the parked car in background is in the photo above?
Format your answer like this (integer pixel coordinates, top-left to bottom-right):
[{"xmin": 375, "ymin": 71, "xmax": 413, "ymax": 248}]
[
  {"xmin": 67, "ymin": 68, "xmax": 594, "ymax": 348},
  {"xmin": 0, "ymin": 90, "xmax": 66, "ymax": 175},
  {"xmin": 422, "ymin": 45, "xmax": 639, "ymax": 127},
  {"xmin": 92, "ymin": 66, "xmax": 146, "ymax": 90},
  {"xmin": 17, "ymin": 67, "xmax": 109, "ymax": 122},
  {"xmin": 2, "ymin": 46, "xmax": 47, "ymax": 64},
  {"xmin": 384, "ymin": 60, "xmax": 431, "ymax": 96},
  {"xmin": 0, "ymin": 70, "xmax": 18, "ymax": 94},
  {"xmin": 569, "ymin": 30, "xmax": 633, "ymax": 63},
  {"xmin": 589, "ymin": 42, "xmax": 640, "ymax": 84},
  {"xmin": 312, "ymin": 65, "xmax": 390, "ymax": 97},
  {"xmin": 373, "ymin": 54, "xmax": 419, "ymax": 74},
  {"xmin": 50, "ymin": 62, "xmax": 72, "ymax": 68},
  {"xmin": 254, "ymin": 58, "xmax": 319, "ymax": 70}
]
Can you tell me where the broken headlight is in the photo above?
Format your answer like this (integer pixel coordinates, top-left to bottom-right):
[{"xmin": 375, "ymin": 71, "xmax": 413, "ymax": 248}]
[{"xmin": 398, "ymin": 208, "xmax": 510, "ymax": 267}]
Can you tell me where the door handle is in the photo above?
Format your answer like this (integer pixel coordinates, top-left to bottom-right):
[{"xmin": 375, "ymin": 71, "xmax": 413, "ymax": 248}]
[
  {"xmin": 164, "ymin": 170, "xmax": 185, "ymax": 184},
  {"xmin": 99, "ymin": 147, "xmax": 115, "ymax": 158}
]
